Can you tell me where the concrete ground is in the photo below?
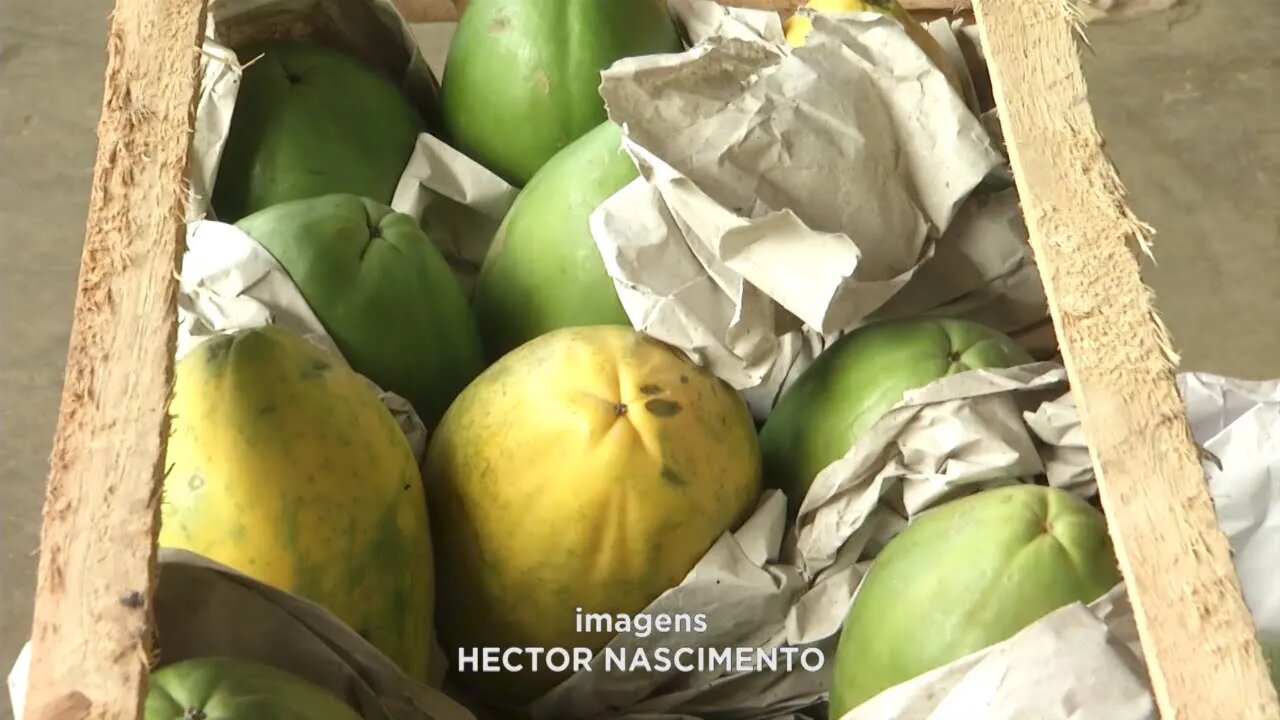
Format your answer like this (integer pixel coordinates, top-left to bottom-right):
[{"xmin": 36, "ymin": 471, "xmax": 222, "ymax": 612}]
[{"xmin": 0, "ymin": 0, "xmax": 1275, "ymax": 716}]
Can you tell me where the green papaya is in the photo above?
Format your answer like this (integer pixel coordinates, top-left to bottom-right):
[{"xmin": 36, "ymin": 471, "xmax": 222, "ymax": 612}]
[
  {"xmin": 829, "ymin": 484, "xmax": 1122, "ymax": 715},
  {"xmin": 759, "ymin": 318, "xmax": 1033, "ymax": 518},
  {"xmin": 471, "ymin": 121, "xmax": 635, "ymax": 361},
  {"xmin": 236, "ymin": 194, "xmax": 485, "ymax": 426},
  {"xmin": 214, "ymin": 40, "xmax": 427, "ymax": 222},
  {"xmin": 441, "ymin": 0, "xmax": 684, "ymax": 186},
  {"xmin": 145, "ymin": 657, "xmax": 362, "ymax": 720},
  {"xmin": 1263, "ymin": 641, "xmax": 1280, "ymax": 691}
]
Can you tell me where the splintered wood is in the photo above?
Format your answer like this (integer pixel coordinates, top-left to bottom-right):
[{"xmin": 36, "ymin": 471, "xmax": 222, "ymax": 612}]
[
  {"xmin": 971, "ymin": 0, "xmax": 1279, "ymax": 718},
  {"xmin": 20, "ymin": 0, "xmax": 209, "ymax": 719}
]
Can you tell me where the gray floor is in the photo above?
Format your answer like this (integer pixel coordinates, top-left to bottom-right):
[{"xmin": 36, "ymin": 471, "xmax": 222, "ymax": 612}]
[
  {"xmin": 1083, "ymin": 1, "xmax": 1280, "ymax": 380},
  {"xmin": 1, "ymin": 2, "xmax": 115, "ymax": 716},
  {"xmin": 0, "ymin": 1, "xmax": 1275, "ymax": 716}
]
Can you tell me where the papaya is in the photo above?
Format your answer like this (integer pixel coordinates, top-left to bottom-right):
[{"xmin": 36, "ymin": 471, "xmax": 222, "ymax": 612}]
[
  {"xmin": 440, "ymin": 0, "xmax": 684, "ymax": 186},
  {"xmin": 236, "ymin": 194, "xmax": 485, "ymax": 427},
  {"xmin": 758, "ymin": 318, "xmax": 1032, "ymax": 518},
  {"xmin": 1265, "ymin": 641, "xmax": 1280, "ymax": 690},
  {"xmin": 784, "ymin": 0, "xmax": 965, "ymax": 97},
  {"xmin": 828, "ymin": 484, "xmax": 1121, "ymax": 715},
  {"xmin": 145, "ymin": 657, "xmax": 362, "ymax": 720},
  {"xmin": 213, "ymin": 40, "xmax": 428, "ymax": 222},
  {"xmin": 471, "ymin": 121, "xmax": 635, "ymax": 361},
  {"xmin": 423, "ymin": 325, "xmax": 763, "ymax": 703},
  {"xmin": 159, "ymin": 326, "xmax": 435, "ymax": 682}
]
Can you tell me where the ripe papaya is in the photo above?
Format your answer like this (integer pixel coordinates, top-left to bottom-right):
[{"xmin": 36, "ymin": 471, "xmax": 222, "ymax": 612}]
[
  {"xmin": 213, "ymin": 40, "xmax": 428, "ymax": 222},
  {"xmin": 471, "ymin": 121, "xmax": 635, "ymax": 361},
  {"xmin": 236, "ymin": 194, "xmax": 485, "ymax": 427},
  {"xmin": 159, "ymin": 326, "xmax": 435, "ymax": 683},
  {"xmin": 758, "ymin": 318, "xmax": 1032, "ymax": 518},
  {"xmin": 424, "ymin": 325, "xmax": 763, "ymax": 704},
  {"xmin": 441, "ymin": 0, "xmax": 684, "ymax": 186},
  {"xmin": 828, "ymin": 484, "xmax": 1121, "ymax": 715}
]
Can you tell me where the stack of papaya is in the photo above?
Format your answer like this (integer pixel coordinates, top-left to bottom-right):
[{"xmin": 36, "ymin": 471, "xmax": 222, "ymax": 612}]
[{"xmin": 146, "ymin": 1, "xmax": 1170, "ymax": 718}]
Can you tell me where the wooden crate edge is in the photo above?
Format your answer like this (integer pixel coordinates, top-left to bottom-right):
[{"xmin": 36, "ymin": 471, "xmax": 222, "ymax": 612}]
[
  {"xmin": 971, "ymin": 0, "xmax": 1279, "ymax": 717},
  {"xmin": 20, "ymin": 0, "xmax": 210, "ymax": 718}
]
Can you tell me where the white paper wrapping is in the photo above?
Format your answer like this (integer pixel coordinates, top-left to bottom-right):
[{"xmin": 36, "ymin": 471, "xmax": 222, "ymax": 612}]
[
  {"xmin": 863, "ymin": 189, "xmax": 1045, "ymax": 336},
  {"xmin": 1179, "ymin": 374, "xmax": 1280, "ymax": 642},
  {"xmin": 922, "ymin": 17, "xmax": 980, "ymax": 114},
  {"xmin": 391, "ymin": 132, "xmax": 519, "ymax": 295},
  {"xmin": 589, "ymin": 6, "xmax": 1042, "ymax": 414},
  {"xmin": 668, "ymin": 0, "xmax": 787, "ymax": 45},
  {"xmin": 842, "ymin": 586, "xmax": 1155, "ymax": 720}
]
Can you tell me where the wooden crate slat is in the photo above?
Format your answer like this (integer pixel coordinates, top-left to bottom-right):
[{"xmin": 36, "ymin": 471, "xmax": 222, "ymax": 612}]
[
  {"xmin": 20, "ymin": 0, "xmax": 210, "ymax": 718},
  {"xmin": 971, "ymin": 0, "xmax": 1278, "ymax": 718}
]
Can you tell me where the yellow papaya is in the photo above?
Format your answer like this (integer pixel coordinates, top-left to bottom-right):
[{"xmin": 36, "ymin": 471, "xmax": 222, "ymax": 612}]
[
  {"xmin": 159, "ymin": 326, "xmax": 435, "ymax": 683},
  {"xmin": 423, "ymin": 325, "xmax": 763, "ymax": 704},
  {"xmin": 785, "ymin": 0, "xmax": 965, "ymax": 97}
]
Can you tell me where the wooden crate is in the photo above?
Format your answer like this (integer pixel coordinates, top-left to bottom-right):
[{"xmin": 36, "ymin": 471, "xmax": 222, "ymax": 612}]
[{"xmin": 17, "ymin": 0, "xmax": 1278, "ymax": 718}]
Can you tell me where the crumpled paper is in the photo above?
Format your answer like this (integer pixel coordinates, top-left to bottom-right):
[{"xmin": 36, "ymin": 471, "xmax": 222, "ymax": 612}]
[
  {"xmin": 189, "ymin": 0, "xmax": 517, "ymax": 285},
  {"xmin": 760, "ymin": 362, "xmax": 1104, "ymax": 673},
  {"xmin": 842, "ymin": 586, "xmax": 1155, "ymax": 720},
  {"xmin": 667, "ymin": 0, "xmax": 787, "ymax": 45},
  {"xmin": 785, "ymin": 364, "xmax": 1092, "ymax": 646},
  {"xmin": 590, "ymin": 7, "xmax": 1011, "ymax": 394},
  {"xmin": 8, "ymin": 549, "xmax": 476, "ymax": 720},
  {"xmin": 391, "ymin": 132, "xmax": 519, "ymax": 295},
  {"xmin": 831, "ymin": 372, "xmax": 1280, "ymax": 719},
  {"xmin": 936, "ymin": 19, "xmax": 1005, "ymax": 152},
  {"xmin": 732, "ymin": 188, "xmax": 1049, "ymax": 420},
  {"xmin": 1178, "ymin": 374, "xmax": 1280, "ymax": 642},
  {"xmin": 864, "ymin": 189, "xmax": 1043, "ymax": 334},
  {"xmin": 176, "ymin": 219, "xmax": 431, "ymax": 462}
]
